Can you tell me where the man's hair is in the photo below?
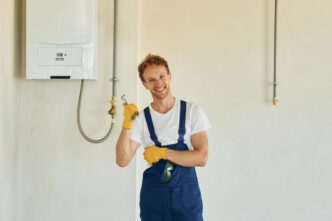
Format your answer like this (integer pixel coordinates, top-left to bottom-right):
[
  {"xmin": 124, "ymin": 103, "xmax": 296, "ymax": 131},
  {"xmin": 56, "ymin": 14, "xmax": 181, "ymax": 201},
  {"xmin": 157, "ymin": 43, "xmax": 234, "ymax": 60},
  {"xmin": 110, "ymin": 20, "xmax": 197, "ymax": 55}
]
[{"xmin": 138, "ymin": 54, "xmax": 170, "ymax": 82}]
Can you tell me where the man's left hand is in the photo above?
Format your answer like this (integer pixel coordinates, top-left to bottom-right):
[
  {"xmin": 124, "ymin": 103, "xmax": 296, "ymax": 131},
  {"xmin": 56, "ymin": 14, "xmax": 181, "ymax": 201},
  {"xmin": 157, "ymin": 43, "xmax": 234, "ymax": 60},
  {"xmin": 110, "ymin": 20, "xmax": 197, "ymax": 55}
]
[{"xmin": 143, "ymin": 146, "xmax": 167, "ymax": 164}]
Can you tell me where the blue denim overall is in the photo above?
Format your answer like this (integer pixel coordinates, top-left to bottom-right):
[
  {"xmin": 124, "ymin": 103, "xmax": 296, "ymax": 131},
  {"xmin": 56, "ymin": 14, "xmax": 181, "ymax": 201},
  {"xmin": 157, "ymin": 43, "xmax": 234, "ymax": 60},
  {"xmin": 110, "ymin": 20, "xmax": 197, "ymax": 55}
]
[{"xmin": 140, "ymin": 100, "xmax": 203, "ymax": 221}]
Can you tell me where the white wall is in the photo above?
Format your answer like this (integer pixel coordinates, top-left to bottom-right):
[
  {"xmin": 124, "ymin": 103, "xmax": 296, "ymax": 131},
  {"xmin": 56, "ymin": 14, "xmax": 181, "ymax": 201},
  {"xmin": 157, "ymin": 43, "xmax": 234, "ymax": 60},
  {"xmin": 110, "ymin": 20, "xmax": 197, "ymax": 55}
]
[
  {"xmin": 139, "ymin": 0, "xmax": 332, "ymax": 220},
  {"xmin": 16, "ymin": 0, "xmax": 138, "ymax": 221},
  {"xmin": 1, "ymin": 0, "xmax": 332, "ymax": 221},
  {"xmin": 0, "ymin": 0, "xmax": 21, "ymax": 220}
]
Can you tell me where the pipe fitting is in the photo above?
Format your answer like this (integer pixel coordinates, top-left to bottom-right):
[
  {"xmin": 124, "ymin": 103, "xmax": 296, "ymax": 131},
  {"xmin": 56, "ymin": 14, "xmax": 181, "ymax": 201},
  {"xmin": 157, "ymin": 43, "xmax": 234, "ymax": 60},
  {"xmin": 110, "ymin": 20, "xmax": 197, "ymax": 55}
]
[{"xmin": 108, "ymin": 96, "xmax": 117, "ymax": 119}]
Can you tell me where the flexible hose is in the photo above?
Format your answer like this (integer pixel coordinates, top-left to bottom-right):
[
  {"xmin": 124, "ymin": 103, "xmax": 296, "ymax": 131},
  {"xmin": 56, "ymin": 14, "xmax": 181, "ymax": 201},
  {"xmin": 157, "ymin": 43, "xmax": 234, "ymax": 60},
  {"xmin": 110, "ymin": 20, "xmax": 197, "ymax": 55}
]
[
  {"xmin": 77, "ymin": 80, "xmax": 115, "ymax": 143},
  {"xmin": 76, "ymin": 0, "xmax": 118, "ymax": 143}
]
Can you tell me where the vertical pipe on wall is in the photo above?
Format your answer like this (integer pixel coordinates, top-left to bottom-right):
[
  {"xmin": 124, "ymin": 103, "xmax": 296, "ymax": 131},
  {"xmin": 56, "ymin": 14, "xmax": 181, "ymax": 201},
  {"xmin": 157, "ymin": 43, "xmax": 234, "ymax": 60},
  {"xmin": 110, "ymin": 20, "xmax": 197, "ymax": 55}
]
[
  {"xmin": 273, "ymin": 0, "xmax": 279, "ymax": 105},
  {"xmin": 111, "ymin": 0, "xmax": 119, "ymax": 96}
]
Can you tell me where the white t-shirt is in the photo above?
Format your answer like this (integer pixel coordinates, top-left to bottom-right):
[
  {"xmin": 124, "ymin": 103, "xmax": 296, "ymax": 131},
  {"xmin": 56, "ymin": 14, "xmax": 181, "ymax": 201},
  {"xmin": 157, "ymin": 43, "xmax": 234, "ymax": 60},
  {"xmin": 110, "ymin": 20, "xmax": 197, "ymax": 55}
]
[{"xmin": 130, "ymin": 99, "xmax": 211, "ymax": 150}]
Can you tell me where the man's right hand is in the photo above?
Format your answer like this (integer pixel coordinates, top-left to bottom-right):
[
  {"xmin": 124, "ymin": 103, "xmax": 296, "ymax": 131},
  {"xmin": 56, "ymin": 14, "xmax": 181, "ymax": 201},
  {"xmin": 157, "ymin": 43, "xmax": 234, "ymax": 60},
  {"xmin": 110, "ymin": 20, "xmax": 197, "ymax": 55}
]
[{"xmin": 122, "ymin": 104, "xmax": 138, "ymax": 129}]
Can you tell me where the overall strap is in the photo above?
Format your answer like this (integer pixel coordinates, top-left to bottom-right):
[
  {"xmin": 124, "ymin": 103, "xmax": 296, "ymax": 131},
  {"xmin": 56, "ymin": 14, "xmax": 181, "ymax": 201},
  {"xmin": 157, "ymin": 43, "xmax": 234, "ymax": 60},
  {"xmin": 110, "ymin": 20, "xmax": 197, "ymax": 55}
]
[
  {"xmin": 144, "ymin": 107, "xmax": 162, "ymax": 146},
  {"xmin": 177, "ymin": 100, "xmax": 187, "ymax": 143}
]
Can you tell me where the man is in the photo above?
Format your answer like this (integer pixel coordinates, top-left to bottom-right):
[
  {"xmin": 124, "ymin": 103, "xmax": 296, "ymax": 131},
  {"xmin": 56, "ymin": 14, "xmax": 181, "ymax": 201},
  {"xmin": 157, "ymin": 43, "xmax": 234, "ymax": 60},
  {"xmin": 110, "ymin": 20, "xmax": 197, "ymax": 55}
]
[{"xmin": 116, "ymin": 54, "xmax": 211, "ymax": 221}]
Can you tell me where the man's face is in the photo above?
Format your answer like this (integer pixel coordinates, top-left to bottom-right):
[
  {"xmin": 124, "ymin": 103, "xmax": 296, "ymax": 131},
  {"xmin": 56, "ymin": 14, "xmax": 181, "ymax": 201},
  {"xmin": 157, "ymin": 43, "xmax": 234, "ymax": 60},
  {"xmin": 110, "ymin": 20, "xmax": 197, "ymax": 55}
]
[{"xmin": 142, "ymin": 64, "xmax": 172, "ymax": 100}]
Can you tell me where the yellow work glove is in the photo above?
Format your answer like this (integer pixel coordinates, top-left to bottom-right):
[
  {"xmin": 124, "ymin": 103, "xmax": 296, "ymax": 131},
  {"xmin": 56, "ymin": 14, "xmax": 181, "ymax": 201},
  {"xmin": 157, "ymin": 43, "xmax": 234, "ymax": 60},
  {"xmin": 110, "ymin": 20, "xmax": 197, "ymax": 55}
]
[
  {"xmin": 143, "ymin": 146, "xmax": 167, "ymax": 164},
  {"xmin": 122, "ymin": 103, "xmax": 138, "ymax": 129}
]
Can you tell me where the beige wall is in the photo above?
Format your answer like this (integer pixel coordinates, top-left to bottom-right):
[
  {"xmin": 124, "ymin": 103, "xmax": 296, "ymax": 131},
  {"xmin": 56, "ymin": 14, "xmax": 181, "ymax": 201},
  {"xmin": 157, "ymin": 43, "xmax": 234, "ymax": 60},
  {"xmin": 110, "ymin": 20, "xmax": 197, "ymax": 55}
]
[
  {"xmin": 1, "ymin": 0, "xmax": 332, "ymax": 220},
  {"xmin": 1, "ymin": 0, "xmax": 139, "ymax": 220},
  {"xmin": 139, "ymin": 0, "xmax": 332, "ymax": 220},
  {"xmin": 16, "ymin": 0, "xmax": 139, "ymax": 220},
  {"xmin": 0, "ymin": 0, "xmax": 21, "ymax": 220}
]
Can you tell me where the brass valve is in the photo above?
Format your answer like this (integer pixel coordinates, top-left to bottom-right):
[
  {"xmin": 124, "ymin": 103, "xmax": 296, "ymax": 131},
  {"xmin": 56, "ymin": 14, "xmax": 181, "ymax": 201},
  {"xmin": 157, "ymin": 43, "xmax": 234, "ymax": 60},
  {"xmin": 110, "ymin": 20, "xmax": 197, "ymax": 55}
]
[
  {"xmin": 108, "ymin": 96, "xmax": 117, "ymax": 119},
  {"xmin": 272, "ymin": 96, "xmax": 279, "ymax": 105}
]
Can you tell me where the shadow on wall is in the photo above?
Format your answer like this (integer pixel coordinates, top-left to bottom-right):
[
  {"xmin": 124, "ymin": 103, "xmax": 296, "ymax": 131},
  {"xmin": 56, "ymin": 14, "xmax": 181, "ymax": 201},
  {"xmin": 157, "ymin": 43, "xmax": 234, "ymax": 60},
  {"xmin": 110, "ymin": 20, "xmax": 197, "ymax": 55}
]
[{"xmin": 14, "ymin": 0, "xmax": 24, "ymax": 78}]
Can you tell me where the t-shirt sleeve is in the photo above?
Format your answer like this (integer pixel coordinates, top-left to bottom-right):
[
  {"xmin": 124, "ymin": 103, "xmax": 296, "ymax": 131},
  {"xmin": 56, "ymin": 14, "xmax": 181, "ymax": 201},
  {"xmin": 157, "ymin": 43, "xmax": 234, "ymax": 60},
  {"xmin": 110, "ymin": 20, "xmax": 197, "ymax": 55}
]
[
  {"xmin": 130, "ymin": 116, "xmax": 142, "ymax": 145},
  {"xmin": 190, "ymin": 104, "xmax": 212, "ymax": 135}
]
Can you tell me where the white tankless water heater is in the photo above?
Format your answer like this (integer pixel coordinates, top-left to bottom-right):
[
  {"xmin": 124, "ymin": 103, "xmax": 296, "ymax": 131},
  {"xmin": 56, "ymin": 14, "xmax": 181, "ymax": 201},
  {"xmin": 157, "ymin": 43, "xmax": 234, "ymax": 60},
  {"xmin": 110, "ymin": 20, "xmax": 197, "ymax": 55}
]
[{"xmin": 26, "ymin": 0, "xmax": 97, "ymax": 79}]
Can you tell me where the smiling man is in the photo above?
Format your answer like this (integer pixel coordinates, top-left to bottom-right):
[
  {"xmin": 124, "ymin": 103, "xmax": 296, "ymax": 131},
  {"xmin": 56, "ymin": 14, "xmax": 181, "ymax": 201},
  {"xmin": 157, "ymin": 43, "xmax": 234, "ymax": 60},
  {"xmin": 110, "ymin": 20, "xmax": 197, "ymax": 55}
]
[{"xmin": 116, "ymin": 54, "xmax": 211, "ymax": 221}]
